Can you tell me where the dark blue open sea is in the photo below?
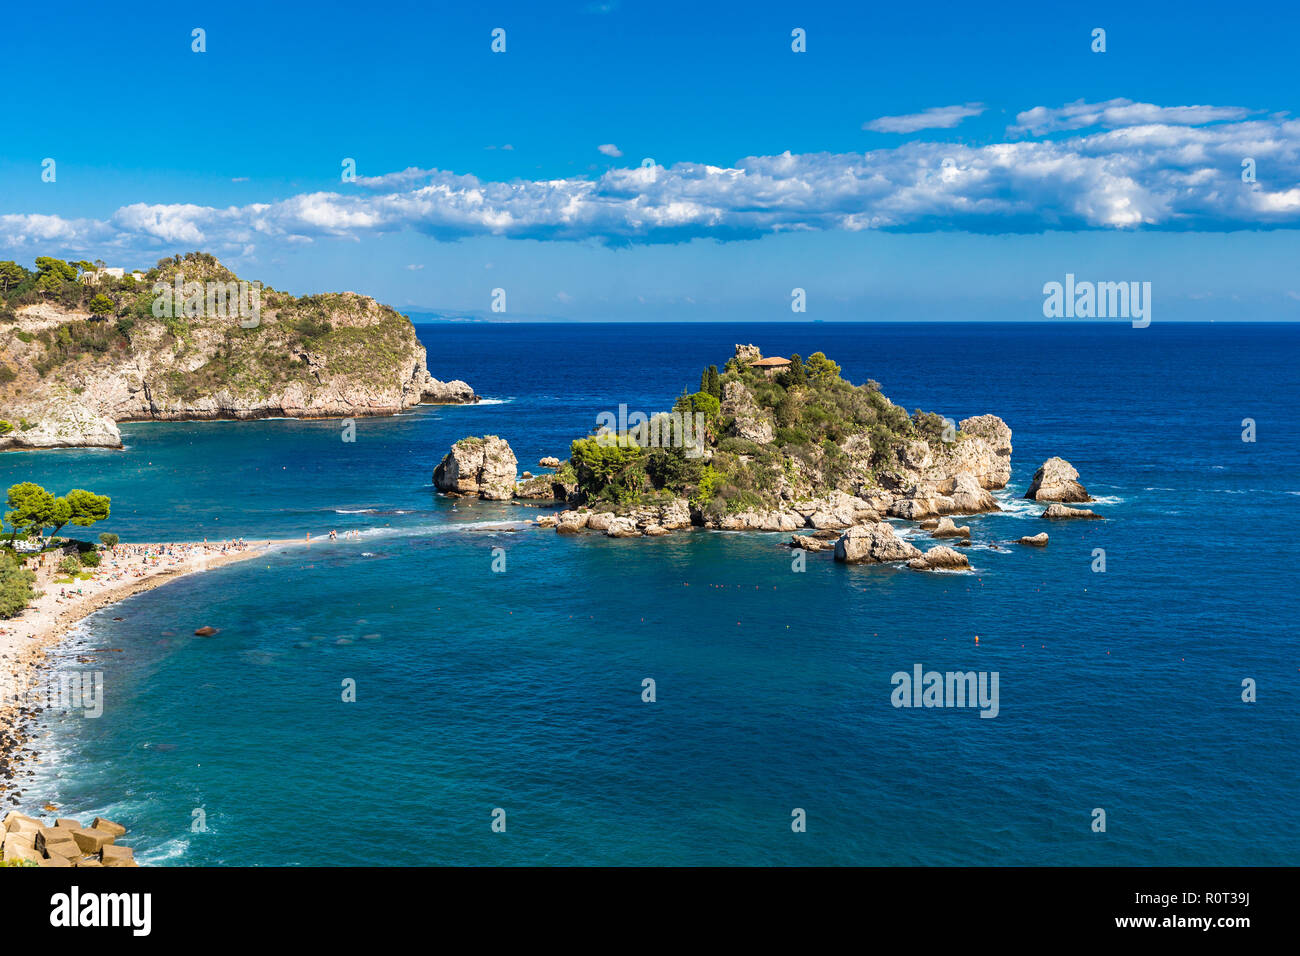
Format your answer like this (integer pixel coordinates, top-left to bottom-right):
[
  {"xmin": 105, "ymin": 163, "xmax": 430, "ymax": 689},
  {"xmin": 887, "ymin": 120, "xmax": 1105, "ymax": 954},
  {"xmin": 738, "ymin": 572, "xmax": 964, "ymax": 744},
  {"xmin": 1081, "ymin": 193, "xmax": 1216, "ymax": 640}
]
[{"xmin": 6, "ymin": 321, "xmax": 1298, "ymax": 865}]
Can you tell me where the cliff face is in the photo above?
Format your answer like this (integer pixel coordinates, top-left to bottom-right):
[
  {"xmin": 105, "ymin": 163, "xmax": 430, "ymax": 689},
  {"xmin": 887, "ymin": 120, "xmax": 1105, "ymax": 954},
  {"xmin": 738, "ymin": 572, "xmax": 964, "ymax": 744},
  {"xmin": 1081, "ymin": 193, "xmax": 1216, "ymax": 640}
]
[{"xmin": 0, "ymin": 254, "xmax": 476, "ymax": 450}]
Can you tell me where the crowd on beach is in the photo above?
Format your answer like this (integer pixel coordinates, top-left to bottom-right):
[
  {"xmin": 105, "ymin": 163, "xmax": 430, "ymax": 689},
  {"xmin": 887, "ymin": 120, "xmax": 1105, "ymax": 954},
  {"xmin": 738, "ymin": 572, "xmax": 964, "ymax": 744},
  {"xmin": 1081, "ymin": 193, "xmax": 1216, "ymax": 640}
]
[
  {"xmin": 27, "ymin": 540, "xmax": 267, "ymax": 613},
  {"xmin": 1, "ymin": 530, "xmax": 370, "ymax": 637}
]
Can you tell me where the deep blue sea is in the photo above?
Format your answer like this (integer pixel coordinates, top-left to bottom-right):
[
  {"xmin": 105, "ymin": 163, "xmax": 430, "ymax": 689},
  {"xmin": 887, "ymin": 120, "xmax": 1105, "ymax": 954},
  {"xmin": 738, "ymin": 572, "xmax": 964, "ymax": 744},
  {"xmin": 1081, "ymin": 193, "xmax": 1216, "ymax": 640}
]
[{"xmin": 6, "ymin": 322, "xmax": 1298, "ymax": 866}]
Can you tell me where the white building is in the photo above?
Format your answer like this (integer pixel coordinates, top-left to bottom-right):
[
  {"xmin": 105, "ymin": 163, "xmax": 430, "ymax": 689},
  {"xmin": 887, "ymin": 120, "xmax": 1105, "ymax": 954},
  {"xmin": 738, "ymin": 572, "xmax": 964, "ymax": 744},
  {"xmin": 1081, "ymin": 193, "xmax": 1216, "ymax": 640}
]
[{"xmin": 80, "ymin": 267, "xmax": 125, "ymax": 283}]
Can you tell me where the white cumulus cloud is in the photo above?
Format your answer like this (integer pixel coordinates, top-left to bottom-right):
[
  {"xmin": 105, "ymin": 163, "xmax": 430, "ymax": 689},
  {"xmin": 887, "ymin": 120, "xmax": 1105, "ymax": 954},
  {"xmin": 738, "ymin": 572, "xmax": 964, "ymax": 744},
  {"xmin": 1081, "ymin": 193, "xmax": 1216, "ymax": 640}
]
[{"xmin": 4, "ymin": 101, "xmax": 1300, "ymax": 256}]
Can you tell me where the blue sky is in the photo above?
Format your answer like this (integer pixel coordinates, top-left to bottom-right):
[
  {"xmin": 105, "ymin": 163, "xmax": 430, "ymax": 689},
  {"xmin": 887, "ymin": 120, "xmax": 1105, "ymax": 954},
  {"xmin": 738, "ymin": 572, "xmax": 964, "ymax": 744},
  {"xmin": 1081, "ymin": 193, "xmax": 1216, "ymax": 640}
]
[{"xmin": 2, "ymin": 0, "xmax": 1299, "ymax": 320}]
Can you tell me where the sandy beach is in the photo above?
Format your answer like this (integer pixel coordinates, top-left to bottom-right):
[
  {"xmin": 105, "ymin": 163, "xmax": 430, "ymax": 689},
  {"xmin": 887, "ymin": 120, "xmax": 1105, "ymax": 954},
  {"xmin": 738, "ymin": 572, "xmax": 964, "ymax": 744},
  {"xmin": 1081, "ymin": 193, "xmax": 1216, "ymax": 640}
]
[{"xmin": 0, "ymin": 538, "xmax": 297, "ymax": 763}]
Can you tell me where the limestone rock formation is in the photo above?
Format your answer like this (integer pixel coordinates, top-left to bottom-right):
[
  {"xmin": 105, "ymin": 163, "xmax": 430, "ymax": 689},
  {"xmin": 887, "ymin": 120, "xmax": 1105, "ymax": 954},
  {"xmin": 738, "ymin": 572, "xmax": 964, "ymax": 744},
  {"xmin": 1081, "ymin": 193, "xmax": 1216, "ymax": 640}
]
[
  {"xmin": 716, "ymin": 509, "xmax": 804, "ymax": 532},
  {"xmin": 1018, "ymin": 533, "xmax": 1049, "ymax": 546},
  {"xmin": 433, "ymin": 436, "xmax": 518, "ymax": 500},
  {"xmin": 957, "ymin": 415, "xmax": 1014, "ymax": 488},
  {"xmin": 833, "ymin": 523, "xmax": 923, "ymax": 565},
  {"xmin": 551, "ymin": 498, "xmax": 692, "ymax": 537},
  {"xmin": 907, "ymin": 546, "xmax": 971, "ymax": 571},
  {"xmin": 0, "ymin": 253, "xmax": 478, "ymax": 451},
  {"xmin": 555, "ymin": 510, "xmax": 590, "ymax": 534},
  {"xmin": 1041, "ymin": 503, "xmax": 1100, "ymax": 519},
  {"xmin": 1025, "ymin": 457, "xmax": 1091, "ymax": 502},
  {"xmin": 887, "ymin": 473, "xmax": 999, "ymax": 519},
  {"xmin": 789, "ymin": 534, "xmax": 834, "ymax": 552},
  {"xmin": 931, "ymin": 517, "xmax": 971, "ymax": 539},
  {"xmin": 721, "ymin": 380, "xmax": 775, "ymax": 444},
  {"xmin": 515, "ymin": 474, "xmax": 562, "ymax": 499}
]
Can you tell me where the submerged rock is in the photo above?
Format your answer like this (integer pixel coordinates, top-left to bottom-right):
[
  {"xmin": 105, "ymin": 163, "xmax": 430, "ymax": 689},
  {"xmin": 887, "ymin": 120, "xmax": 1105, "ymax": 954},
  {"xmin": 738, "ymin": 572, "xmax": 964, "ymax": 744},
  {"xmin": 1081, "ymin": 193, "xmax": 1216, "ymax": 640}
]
[{"xmin": 1025, "ymin": 457, "xmax": 1092, "ymax": 502}]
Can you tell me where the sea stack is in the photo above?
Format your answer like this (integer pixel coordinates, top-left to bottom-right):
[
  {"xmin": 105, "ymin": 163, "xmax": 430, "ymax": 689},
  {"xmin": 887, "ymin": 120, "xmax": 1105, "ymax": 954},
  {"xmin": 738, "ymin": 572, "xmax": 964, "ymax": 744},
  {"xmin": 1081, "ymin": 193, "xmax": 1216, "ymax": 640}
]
[
  {"xmin": 434, "ymin": 436, "xmax": 519, "ymax": 500},
  {"xmin": 1025, "ymin": 457, "xmax": 1092, "ymax": 502}
]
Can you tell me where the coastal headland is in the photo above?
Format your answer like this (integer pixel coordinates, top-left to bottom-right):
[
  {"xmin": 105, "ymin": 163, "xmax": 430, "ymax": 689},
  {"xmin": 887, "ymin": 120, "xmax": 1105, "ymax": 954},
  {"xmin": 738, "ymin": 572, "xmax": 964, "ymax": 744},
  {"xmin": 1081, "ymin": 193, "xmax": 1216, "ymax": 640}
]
[{"xmin": 0, "ymin": 252, "xmax": 478, "ymax": 451}]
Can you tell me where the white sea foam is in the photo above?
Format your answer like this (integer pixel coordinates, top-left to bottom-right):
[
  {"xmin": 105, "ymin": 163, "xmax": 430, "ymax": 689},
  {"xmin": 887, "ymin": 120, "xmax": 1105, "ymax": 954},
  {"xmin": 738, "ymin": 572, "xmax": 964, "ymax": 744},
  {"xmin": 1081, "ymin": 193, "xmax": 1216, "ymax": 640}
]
[
  {"xmin": 137, "ymin": 836, "xmax": 192, "ymax": 866},
  {"xmin": 349, "ymin": 519, "xmax": 532, "ymax": 540},
  {"xmin": 987, "ymin": 495, "xmax": 1042, "ymax": 520}
]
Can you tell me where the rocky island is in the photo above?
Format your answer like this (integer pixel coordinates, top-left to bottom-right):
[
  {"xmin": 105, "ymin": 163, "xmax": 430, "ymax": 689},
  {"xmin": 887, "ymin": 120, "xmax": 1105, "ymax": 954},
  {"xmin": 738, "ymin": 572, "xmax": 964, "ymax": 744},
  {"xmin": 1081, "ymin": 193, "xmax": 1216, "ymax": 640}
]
[
  {"xmin": 432, "ymin": 344, "xmax": 1101, "ymax": 569},
  {"xmin": 0, "ymin": 253, "xmax": 477, "ymax": 450}
]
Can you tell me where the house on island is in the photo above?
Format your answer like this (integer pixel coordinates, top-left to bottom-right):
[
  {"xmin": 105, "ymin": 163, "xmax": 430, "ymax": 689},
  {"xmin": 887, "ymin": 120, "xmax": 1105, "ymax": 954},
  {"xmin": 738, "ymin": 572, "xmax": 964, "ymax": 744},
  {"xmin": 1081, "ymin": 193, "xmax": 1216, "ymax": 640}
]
[
  {"xmin": 81, "ymin": 267, "xmax": 147, "ymax": 284},
  {"xmin": 748, "ymin": 356, "xmax": 791, "ymax": 378}
]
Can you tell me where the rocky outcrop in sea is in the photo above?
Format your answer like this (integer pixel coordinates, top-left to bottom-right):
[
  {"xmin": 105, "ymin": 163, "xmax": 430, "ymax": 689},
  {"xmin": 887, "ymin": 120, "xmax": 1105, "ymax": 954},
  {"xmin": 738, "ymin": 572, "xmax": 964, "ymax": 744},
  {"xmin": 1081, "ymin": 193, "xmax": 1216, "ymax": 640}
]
[
  {"xmin": 426, "ymin": 348, "xmax": 1106, "ymax": 568},
  {"xmin": 433, "ymin": 436, "xmax": 518, "ymax": 500},
  {"xmin": 1025, "ymin": 457, "xmax": 1092, "ymax": 502}
]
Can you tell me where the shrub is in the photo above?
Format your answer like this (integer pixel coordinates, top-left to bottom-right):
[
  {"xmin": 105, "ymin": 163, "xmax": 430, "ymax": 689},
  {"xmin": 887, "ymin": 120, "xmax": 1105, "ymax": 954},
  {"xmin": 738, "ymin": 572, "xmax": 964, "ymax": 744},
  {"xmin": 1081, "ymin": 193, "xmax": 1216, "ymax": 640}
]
[
  {"xmin": 570, "ymin": 436, "xmax": 648, "ymax": 501},
  {"xmin": 99, "ymin": 532, "xmax": 119, "ymax": 547},
  {"xmin": 716, "ymin": 436, "xmax": 762, "ymax": 456},
  {"xmin": 58, "ymin": 555, "xmax": 82, "ymax": 575},
  {"xmin": 0, "ymin": 565, "xmax": 35, "ymax": 618},
  {"xmin": 79, "ymin": 549, "xmax": 101, "ymax": 568}
]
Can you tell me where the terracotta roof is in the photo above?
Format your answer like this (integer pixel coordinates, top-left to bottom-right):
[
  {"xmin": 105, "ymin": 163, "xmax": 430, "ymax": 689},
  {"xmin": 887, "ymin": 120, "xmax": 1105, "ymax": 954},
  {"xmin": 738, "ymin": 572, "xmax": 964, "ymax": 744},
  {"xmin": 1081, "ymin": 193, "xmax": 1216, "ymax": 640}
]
[{"xmin": 748, "ymin": 356, "xmax": 791, "ymax": 367}]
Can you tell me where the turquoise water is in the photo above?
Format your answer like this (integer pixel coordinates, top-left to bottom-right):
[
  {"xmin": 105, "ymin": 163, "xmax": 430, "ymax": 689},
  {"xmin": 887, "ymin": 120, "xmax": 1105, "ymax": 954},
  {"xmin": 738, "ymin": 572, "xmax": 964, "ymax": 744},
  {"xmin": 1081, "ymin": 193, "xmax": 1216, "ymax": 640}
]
[{"xmin": 7, "ymin": 322, "xmax": 1299, "ymax": 865}]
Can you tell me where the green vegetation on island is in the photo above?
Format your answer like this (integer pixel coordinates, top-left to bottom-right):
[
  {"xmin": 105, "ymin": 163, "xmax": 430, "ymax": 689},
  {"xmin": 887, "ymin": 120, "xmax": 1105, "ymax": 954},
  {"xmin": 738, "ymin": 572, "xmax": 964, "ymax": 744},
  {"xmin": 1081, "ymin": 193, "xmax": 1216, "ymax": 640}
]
[
  {"xmin": 0, "ymin": 252, "xmax": 420, "ymax": 393},
  {"xmin": 565, "ymin": 345, "xmax": 956, "ymax": 521}
]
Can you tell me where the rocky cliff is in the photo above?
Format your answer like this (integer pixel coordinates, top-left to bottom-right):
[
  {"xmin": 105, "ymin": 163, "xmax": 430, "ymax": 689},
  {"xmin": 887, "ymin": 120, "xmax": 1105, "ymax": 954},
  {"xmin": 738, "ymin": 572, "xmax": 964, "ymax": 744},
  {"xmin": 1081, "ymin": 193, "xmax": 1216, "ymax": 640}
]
[{"xmin": 0, "ymin": 253, "xmax": 476, "ymax": 450}]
